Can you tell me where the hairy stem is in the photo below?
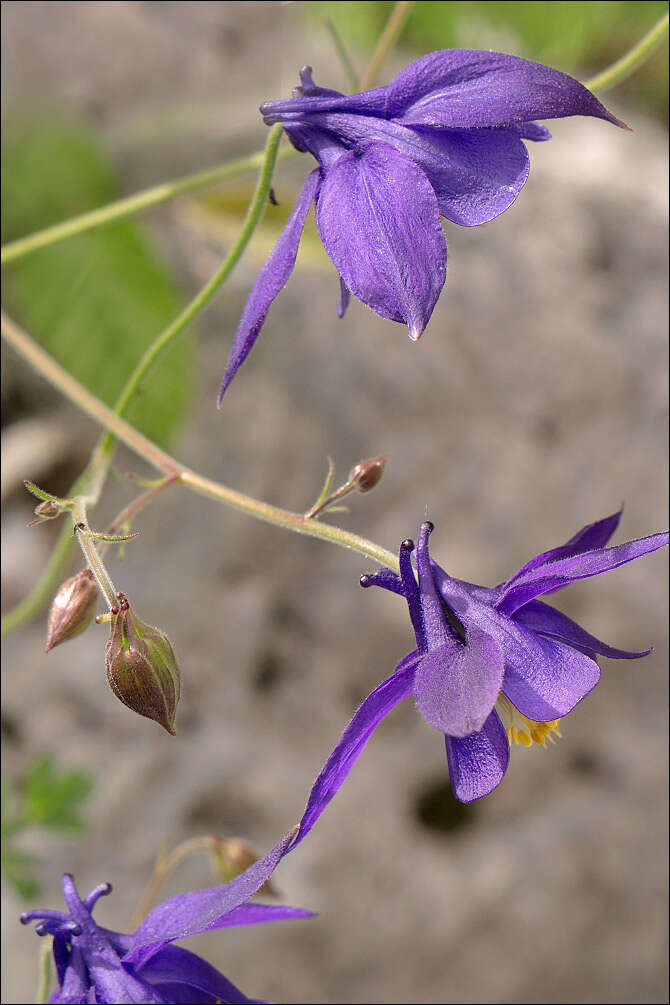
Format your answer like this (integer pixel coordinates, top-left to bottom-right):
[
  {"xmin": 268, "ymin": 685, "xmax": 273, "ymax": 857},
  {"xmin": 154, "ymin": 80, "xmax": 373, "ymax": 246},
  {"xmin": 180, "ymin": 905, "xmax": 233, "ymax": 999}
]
[{"xmin": 2, "ymin": 313, "xmax": 399, "ymax": 573}]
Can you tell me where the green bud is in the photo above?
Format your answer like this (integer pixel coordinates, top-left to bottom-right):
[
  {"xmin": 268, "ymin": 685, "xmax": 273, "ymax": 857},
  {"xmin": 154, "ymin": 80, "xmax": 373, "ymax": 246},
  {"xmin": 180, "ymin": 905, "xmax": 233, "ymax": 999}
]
[
  {"xmin": 347, "ymin": 454, "xmax": 388, "ymax": 493},
  {"xmin": 45, "ymin": 570, "xmax": 99, "ymax": 652},
  {"xmin": 105, "ymin": 594, "xmax": 180, "ymax": 735}
]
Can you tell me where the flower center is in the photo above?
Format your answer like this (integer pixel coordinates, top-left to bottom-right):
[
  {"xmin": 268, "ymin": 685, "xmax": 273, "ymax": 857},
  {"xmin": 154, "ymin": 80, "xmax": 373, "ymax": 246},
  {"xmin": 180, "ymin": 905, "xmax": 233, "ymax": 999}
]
[{"xmin": 496, "ymin": 694, "xmax": 562, "ymax": 748}]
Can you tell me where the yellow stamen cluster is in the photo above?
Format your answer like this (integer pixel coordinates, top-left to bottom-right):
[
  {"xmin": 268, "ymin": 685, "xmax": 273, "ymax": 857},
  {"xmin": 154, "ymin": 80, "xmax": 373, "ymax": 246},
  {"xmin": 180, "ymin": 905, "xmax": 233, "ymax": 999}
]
[{"xmin": 496, "ymin": 694, "xmax": 562, "ymax": 748}]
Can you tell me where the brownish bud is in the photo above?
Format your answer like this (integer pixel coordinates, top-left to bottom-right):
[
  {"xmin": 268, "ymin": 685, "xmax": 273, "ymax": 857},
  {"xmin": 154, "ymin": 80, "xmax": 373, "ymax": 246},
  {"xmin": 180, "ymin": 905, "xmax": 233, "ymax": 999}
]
[
  {"xmin": 105, "ymin": 594, "xmax": 180, "ymax": 735},
  {"xmin": 46, "ymin": 570, "xmax": 99, "ymax": 652},
  {"xmin": 347, "ymin": 454, "xmax": 388, "ymax": 493}
]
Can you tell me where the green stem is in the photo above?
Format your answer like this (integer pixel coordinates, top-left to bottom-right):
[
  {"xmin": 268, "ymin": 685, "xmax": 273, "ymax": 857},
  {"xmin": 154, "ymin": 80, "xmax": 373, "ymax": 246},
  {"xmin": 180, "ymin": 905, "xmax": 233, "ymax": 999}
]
[
  {"xmin": 72, "ymin": 501, "xmax": 119, "ymax": 608},
  {"xmin": 584, "ymin": 11, "xmax": 669, "ymax": 94},
  {"xmin": 1, "ymin": 127, "xmax": 289, "ymax": 634},
  {"xmin": 100, "ymin": 122, "xmax": 284, "ymax": 452},
  {"xmin": 2, "ymin": 312, "xmax": 399, "ymax": 573},
  {"xmin": 1, "ymin": 143, "xmax": 295, "ymax": 266},
  {"xmin": 359, "ymin": 1, "xmax": 415, "ymax": 90}
]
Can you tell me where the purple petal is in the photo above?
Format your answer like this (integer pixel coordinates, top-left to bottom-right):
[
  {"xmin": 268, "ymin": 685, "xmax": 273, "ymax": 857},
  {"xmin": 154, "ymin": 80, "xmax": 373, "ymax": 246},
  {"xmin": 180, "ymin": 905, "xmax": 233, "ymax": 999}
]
[
  {"xmin": 291, "ymin": 652, "xmax": 419, "ymax": 850},
  {"xmin": 126, "ymin": 830, "xmax": 298, "ymax": 963},
  {"xmin": 386, "ymin": 49, "xmax": 626, "ymax": 130},
  {"xmin": 414, "ymin": 625, "xmax": 505, "ymax": 737},
  {"xmin": 514, "ymin": 599, "xmax": 652, "ymax": 660},
  {"xmin": 398, "ymin": 539, "xmax": 426, "ymax": 650},
  {"xmin": 415, "ymin": 522, "xmax": 454, "ymax": 649},
  {"xmin": 261, "ymin": 86, "xmax": 388, "ymax": 123},
  {"xmin": 218, "ymin": 170, "xmax": 320, "ymax": 404},
  {"xmin": 315, "ymin": 141, "xmax": 446, "ymax": 339},
  {"xmin": 498, "ymin": 532, "xmax": 669, "ymax": 616},
  {"xmin": 359, "ymin": 567, "xmax": 404, "ymax": 595},
  {"xmin": 137, "ymin": 944, "xmax": 257, "ymax": 1004},
  {"xmin": 445, "ymin": 709, "xmax": 509, "ymax": 803},
  {"xmin": 301, "ymin": 112, "xmax": 531, "ymax": 226}
]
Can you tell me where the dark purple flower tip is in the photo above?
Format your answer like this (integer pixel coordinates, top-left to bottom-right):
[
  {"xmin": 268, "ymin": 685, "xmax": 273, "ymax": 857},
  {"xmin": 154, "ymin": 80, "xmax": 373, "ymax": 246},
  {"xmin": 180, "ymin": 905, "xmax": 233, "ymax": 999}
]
[
  {"xmin": 401, "ymin": 538, "xmax": 414, "ymax": 551},
  {"xmin": 23, "ymin": 856, "xmax": 314, "ymax": 1005}
]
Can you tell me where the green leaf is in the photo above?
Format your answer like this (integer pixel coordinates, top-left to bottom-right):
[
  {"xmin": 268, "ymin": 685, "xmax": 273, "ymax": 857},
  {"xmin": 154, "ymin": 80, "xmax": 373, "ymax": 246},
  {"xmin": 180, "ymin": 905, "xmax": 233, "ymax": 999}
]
[
  {"xmin": 22, "ymin": 756, "xmax": 93, "ymax": 832},
  {"xmin": 1, "ymin": 847, "xmax": 40, "ymax": 900},
  {"xmin": 2, "ymin": 116, "xmax": 194, "ymax": 446}
]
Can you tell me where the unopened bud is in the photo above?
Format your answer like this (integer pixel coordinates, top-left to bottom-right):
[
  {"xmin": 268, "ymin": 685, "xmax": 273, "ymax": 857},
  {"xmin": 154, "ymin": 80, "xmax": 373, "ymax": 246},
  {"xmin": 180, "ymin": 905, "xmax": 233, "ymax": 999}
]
[
  {"xmin": 347, "ymin": 454, "xmax": 388, "ymax": 493},
  {"xmin": 210, "ymin": 837, "xmax": 277, "ymax": 894},
  {"xmin": 105, "ymin": 594, "xmax": 180, "ymax": 735},
  {"xmin": 46, "ymin": 570, "xmax": 99, "ymax": 652}
]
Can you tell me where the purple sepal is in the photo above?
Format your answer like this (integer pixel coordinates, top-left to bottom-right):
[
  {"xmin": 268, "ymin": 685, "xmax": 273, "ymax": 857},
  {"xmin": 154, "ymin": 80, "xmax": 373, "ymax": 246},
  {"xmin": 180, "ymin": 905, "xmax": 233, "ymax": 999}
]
[
  {"xmin": 134, "ymin": 944, "xmax": 258, "ymax": 1004},
  {"xmin": 218, "ymin": 170, "xmax": 320, "ymax": 404},
  {"xmin": 445, "ymin": 709, "xmax": 510, "ymax": 803},
  {"xmin": 291, "ymin": 652, "xmax": 419, "ymax": 850},
  {"xmin": 386, "ymin": 49, "xmax": 627, "ymax": 130},
  {"xmin": 315, "ymin": 140, "xmax": 446, "ymax": 339},
  {"xmin": 497, "ymin": 532, "xmax": 669, "ymax": 615},
  {"xmin": 126, "ymin": 829, "xmax": 298, "ymax": 961},
  {"xmin": 514, "ymin": 599, "xmax": 652, "ymax": 660}
]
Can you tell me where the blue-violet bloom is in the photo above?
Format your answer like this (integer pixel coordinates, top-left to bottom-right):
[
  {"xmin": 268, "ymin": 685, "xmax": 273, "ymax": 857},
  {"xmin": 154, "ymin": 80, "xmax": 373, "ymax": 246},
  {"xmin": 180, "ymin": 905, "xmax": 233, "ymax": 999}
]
[
  {"xmin": 291, "ymin": 512, "xmax": 667, "ymax": 811},
  {"xmin": 21, "ymin": 830, "xmax": 313, "ymax": 1004},
  {"xmin": 219, "ymin": 50, "xmax": 625, "ymax": 401}
]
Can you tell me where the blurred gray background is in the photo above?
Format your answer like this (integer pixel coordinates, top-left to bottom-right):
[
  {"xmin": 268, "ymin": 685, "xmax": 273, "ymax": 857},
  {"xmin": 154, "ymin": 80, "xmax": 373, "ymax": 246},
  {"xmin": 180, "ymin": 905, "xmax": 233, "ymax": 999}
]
[{"xmin": 2, "ymin": 3, "xmax": 668, "ymax": 1003}]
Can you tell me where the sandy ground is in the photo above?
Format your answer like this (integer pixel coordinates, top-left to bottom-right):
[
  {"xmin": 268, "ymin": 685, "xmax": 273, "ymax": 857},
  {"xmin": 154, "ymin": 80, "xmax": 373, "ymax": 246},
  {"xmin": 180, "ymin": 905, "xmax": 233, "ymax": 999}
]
[{"xmin": 2, "ymin": 4, "xmax": 668, "ymax": 1003}]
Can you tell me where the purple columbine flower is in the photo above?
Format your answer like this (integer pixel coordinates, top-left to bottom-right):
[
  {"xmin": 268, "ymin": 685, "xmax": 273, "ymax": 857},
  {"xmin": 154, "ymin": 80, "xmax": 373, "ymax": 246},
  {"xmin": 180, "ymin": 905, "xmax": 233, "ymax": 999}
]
[
  {"xmin": 289, "ymin": 512, "xmax": 667, "ymax": 812},
  {"xmin": 21, "ymin": 830, "xmax": 313, "ymax": 1004},
  {"xmin": 218, "ymin": 50, "xmax": 626, "ymax": 401}
]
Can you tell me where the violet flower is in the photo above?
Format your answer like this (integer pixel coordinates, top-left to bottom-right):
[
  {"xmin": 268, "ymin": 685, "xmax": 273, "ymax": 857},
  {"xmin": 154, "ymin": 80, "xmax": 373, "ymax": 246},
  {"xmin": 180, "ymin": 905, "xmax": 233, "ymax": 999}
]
[
  {"xmin": 290, "ymin": 513, "xmax": 667, "ymax": 813},
  {"xmin": 219, "ymin": 50, "xmax": 625, "ymax": 401},
  {"xmin": 21, "ymin": 830, "xmax": 313, "ymax": 1004}
]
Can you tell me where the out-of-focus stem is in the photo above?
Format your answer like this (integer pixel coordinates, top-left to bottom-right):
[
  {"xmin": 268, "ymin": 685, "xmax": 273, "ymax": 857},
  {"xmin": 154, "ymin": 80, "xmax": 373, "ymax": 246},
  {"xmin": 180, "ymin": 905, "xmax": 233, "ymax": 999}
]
[
  {"xmin": 585, "ymin": 11, "xmax": 668, "ymax": 93},
  {"xmin": 359, "ymin": 1, "xmax": 415, "ymax": 90}
]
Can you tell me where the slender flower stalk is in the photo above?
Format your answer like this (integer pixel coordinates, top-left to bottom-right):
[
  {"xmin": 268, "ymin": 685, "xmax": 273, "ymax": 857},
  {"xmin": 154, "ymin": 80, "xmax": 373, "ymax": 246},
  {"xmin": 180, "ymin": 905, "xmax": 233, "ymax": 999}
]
[
  {"xmin": 1, "ymin": 312, "xmax": 399, "ymax": 576},
  {"xmin": 584, "ymin": 10, "xmax": 669, "ymax": 94}
]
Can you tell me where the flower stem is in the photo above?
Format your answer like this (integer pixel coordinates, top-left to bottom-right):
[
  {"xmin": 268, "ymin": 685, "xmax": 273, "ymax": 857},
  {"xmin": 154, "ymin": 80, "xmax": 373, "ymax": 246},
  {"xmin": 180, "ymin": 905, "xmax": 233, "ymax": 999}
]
[
  {"xmin": 359, "ymin": 1, "xmax": 415, "ymax": 90},
  {"xmin": 1, "ymin": 143, "xmax": 296, "ymax": 266},
  {"xmin": 72, "ymin": 501, "xmax": 119, "ymax": 609},
  {"xmin": 2, "ymin": 312, "xmax": 400, "ymax": 573},
  {"xmin": 584, "ymin": 11, "xmax": 669, "ymax": 94},
  {"xmin": 100, "ymin": 122, "xmax": 285, "ymax": 450}
]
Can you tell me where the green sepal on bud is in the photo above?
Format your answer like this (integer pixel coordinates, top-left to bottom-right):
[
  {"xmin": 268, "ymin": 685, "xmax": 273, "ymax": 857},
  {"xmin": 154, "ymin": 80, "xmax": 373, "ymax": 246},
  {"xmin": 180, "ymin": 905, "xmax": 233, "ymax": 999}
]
[
  {"xmin": 46, "ymin": 570, "xmax": 99, "ymax": 652},
  {"xmin": 105, "ymin": 594, "xmax": 180, "ymax": 735}
]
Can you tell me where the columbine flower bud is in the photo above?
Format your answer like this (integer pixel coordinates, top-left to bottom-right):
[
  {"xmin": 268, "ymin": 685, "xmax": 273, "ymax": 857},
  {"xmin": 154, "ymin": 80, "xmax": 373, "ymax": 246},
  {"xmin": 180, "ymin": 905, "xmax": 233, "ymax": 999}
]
[
  {"xmin": 347, "ymin": 454, "xmax": 388, "ymax": 493},
  {"xmin": 46, "ymin": 570, "xmax": 99, "ymax": 652},
  {"xmin": 105, "ymin": 594, "xmax": 180, "ymax": 735}
]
